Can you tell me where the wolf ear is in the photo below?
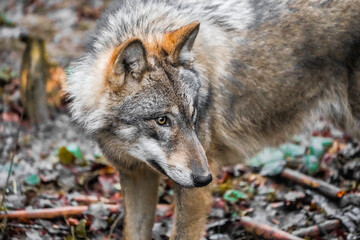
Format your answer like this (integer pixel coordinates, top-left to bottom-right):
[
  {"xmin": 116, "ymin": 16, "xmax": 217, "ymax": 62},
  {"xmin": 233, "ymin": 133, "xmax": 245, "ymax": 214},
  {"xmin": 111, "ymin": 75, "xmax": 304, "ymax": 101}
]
[
  {"xmin": 163, "ymin": 22, "xmax": 200, "ymax": 64},
  {"xmin": 113, "ymin": 39, "xmax": 147, "ymax": 80}
]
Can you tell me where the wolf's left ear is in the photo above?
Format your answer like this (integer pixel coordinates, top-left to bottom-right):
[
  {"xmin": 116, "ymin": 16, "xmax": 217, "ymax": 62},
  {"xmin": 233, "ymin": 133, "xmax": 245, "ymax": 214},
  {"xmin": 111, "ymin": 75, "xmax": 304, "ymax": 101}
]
[
  {"xmin": 111, "ymin": 38, "xmax": 147, "ymax": 83},
  {"xmin": 163, "ymin": 22, "xmax": 200, "ymax": 64}
]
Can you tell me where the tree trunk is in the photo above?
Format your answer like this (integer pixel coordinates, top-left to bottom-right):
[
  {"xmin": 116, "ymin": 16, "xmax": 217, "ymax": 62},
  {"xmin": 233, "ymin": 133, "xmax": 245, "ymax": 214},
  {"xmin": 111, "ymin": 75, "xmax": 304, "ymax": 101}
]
[{"xmin": 20, "ymin": 37, "xmax": 49, "ymax": 126}]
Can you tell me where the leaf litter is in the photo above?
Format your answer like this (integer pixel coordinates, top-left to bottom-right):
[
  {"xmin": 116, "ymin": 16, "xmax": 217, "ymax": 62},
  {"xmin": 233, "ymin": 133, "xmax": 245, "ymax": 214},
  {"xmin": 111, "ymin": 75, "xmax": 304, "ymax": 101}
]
[{"xmin": 0, "ymin": 1, "xmax": 359, "ymax": 239}]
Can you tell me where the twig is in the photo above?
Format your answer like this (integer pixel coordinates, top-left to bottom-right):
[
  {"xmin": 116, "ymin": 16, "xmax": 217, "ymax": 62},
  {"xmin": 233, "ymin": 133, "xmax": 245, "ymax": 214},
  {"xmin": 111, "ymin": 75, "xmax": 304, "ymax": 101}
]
[
  {"xmin": 292, "ymin": 219, "xmax": 341, "ymax": 238},
  {"xmin": 71, "ymin": 195, "xmax": 116, "ymax": 204},
  {"xmin": 7, "ymin": 222, "xmax": 69, "ymax": 231},
  {"xmin": 0, "ymin": 204, "xmax": 170, "ymax": 221},
  {"xmin": 7, "ymin": 223, "xmax": 44, "ymax": 230},
  {"xmin": 108, "ymin": 208, "xmax": 124, "ymax": 240},
  {"xmin": 237, "ymin": 216, "xmax": 304, "ymax": 240},
  {"xmin": 280, "ymin": 168, "xmax": 345, "ymax": 199},
  {"xmin": 0, "ymin": 204, "xmax": 121, "ymax": 220}
]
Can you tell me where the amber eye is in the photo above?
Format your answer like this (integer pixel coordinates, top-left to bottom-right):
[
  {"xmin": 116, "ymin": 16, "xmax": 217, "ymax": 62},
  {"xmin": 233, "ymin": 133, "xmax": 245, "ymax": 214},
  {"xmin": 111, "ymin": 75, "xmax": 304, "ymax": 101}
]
[{"xmin": 155, "ymin": 116, "xmax": 168, "ymax": 126}]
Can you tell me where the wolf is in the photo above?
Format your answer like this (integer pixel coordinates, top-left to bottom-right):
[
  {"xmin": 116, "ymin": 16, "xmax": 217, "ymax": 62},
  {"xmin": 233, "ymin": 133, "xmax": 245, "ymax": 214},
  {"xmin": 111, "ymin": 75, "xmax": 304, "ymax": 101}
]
[{"xmin": 66, "ymin": 0, "xmax": 360, "ymax": 239}]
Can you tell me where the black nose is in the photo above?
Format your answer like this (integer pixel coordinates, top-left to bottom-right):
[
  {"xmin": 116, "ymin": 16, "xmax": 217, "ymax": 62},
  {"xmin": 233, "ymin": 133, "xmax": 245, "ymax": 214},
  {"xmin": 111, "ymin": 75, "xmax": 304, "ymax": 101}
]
[{"xmin": 192, "ymin": 174, "xmax": 213, "ymax": 187}]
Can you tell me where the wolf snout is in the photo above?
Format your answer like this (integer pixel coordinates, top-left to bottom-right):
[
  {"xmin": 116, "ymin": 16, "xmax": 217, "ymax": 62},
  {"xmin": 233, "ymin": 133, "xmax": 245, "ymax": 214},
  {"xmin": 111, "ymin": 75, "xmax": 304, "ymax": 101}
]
[{"xmin": 191, "ymin": 173, "xmax": 213, "ymax": 187}]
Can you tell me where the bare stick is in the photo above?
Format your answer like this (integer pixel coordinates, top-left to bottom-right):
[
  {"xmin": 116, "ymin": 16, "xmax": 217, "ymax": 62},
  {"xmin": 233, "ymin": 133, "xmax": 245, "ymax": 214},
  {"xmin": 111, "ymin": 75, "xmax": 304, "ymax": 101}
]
[
  {"xmin": 71, "ymin": 195, "xmax": 116, "ymax": 204},
  {"xmin": 280, "ymin": 168, "xmax": 345, "ymax": 199},
  {"xmin": 108, "ymin": 209, "xmax": 124, "ymax": 240},
  {"xmin": 237, "ymin": 216, "xmax": 304, "ymax": 240},
  {"xmin": 0, "ymin": 204, "xmax": 121, "ymax": 220},
  {"xmin": 292, "ymin": 219, "xmax": 341, "ymax": 238},
  {"xmin": 0, "ymin": 204, "xmax": 171, "ymax": 221}
]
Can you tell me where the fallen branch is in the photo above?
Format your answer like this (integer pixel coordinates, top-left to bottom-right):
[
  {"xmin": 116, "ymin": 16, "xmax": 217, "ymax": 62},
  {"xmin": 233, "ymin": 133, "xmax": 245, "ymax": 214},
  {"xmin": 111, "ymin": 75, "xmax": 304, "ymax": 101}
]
[
  {"xmin": 8, "ymin": 222, "xmax": 70, "ymax": 231},
  {"xmin": 0, "ymin": 204, "xmax": 172, "ymax": 221},
  {"xmin": 108, "ymin": 209, "xmax": 125, "ymax": 240},
  {"xmin": 237, "ymin": 216, "xmax": 304, "ymax": 240},
  {"xmin": 70, "ymin": 195, "xmax": 117, "ymax": 204},
  {"xmin": 280, "ymin": 168, "xmax": 345, "ymax": 199},
  {"xmin": 292, "ymin": 219, "xmax": 341, "ymax": 238},
  {"xmin": 0, "ymin": 204, "xmax": 121, "ymax": 220}
]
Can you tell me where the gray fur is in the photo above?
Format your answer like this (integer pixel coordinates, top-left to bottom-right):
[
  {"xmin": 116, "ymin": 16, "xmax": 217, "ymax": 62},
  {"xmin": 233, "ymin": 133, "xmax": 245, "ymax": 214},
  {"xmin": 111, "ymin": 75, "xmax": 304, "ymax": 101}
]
[{"xmin": 66, "ymin": 1, "xmax": 360, "ymax": 238}]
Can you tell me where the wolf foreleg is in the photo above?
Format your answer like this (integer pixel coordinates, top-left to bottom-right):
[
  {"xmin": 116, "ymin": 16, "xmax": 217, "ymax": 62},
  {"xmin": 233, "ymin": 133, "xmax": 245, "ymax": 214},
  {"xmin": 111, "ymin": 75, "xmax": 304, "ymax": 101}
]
[
  {"xmin": 119, "ymin": 166, "xmax": 160, "ymax": 240},
  {"xmin": 170, "ymin": 184, "xmax": 213, "ymax": 240}
]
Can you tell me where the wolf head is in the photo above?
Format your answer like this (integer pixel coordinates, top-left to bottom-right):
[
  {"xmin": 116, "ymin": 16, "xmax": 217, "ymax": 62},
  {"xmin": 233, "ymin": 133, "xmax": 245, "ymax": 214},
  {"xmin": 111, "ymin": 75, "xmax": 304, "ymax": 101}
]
[{"xmin": 67, "ymin": 22, "xmax": 212, "ymax": 188}]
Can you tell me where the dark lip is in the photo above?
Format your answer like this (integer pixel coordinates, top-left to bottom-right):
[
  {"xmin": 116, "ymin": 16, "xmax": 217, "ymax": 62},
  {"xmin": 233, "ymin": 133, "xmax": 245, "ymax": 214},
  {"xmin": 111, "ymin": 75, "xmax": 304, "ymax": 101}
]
[
  {"xmin": 147, "ymin": 159, "xmax": 195, "ymax": 188},
  {"xmin": 147, "ymin": 159, "xmax": 168, "ymax": 176}
]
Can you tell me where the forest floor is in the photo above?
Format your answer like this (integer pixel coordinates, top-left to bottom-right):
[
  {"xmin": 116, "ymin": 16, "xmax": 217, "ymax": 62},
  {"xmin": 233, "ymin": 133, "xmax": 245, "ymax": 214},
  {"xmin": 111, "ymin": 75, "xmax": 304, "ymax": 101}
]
[{"xmin": 0, "ymin": 1, "xmax": 359, "ymax": 240}]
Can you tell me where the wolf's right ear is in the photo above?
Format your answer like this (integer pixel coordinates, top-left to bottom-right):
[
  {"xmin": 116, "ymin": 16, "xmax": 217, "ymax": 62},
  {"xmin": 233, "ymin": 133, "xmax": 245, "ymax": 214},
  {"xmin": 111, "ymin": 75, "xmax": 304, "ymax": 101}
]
[
  {"xmin": 109, "ymin": 39, "xmax": 147, "ymax": 85},
  {"xmin": 162, "ymin": 22, "xmax": 200, "ymax": 64}
]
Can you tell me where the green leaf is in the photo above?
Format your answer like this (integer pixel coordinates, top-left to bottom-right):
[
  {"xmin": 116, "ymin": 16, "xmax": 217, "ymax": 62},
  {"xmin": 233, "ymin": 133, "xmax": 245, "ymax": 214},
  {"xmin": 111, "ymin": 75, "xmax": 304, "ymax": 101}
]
[
  {"xmin": 260, "ymin": 159, "xmax": 286, "ymax": 176},
  {"xmin": 311, "ymin": 137, "xmax": 333, "ymax": 147},
  {"xmin": 250, "ymin": 148, "xmax": 284, "ymax": 167},
  {"xmin": 0, "ymin": 13, "xmax": 16, "ymax": 27},
  {"xmin": 309, "ymin": 137, "xmax": 333, "ymax": 157},
  {"xmin": 58, "ymin": 146, "xmax": 76, "ymax": 166},
  {"xmin": 224, "ymin": 190, "xmax": 248, "ymax": 203},
  {"xmin": 66, "ymin": 143, "xmax": 83, "ymax": 160},
  {"xmin": 309, "ymin": 142, "xmax": 323, "ymax": 158},
  {"xmin": 280, "ymin": 143, "xmax": 305, "ymax": 158},
  {"xmin": 250, "ymin": 147, "xmax": 285, "ymax": 176},
  {"xmin": 25, "ymin": 174, "xmax": 40, "ymax": 186},
  {"xmin": 76, "ymin": 219, "xmax": 87, "ymax": 238},
  {"xmin": 302, "ymin": 155, "xmax": 319, "ymax": 175}
]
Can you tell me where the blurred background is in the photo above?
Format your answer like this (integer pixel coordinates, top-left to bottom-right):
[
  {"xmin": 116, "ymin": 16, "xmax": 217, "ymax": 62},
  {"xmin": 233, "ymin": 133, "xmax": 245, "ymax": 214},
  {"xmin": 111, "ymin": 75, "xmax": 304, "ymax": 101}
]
[{"xmin": 0, "ymin": 1, "xmax": 359, "ymax": 239}]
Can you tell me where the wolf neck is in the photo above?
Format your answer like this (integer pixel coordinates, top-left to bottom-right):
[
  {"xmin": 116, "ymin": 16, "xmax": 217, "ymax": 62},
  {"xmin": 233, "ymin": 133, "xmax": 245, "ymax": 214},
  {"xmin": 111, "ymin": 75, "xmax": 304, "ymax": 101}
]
[{"xmin": 192, "ymin": 24, "xmax": 236, "ymax": 86}]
